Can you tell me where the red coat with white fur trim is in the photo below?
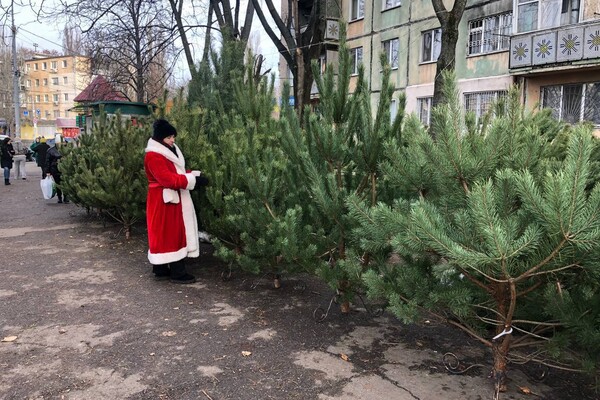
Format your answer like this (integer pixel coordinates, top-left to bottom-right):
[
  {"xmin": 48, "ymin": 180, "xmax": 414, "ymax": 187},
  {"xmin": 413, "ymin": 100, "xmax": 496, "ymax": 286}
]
[{"xmin": 144, "ymin": 138, "xmax": 200, "ymax": 265}]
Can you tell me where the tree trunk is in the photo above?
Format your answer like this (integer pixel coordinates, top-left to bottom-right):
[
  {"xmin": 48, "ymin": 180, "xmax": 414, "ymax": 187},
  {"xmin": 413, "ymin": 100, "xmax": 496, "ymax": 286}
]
[{"xmin": 431, "ymin": 0, "xmax": 468, "ymax": 109}]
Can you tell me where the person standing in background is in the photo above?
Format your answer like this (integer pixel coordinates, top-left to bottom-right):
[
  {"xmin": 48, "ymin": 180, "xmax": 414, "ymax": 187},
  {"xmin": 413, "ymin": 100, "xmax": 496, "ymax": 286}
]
[
  {"xmin": 45, "ymin": 140, "xmax": 69, "ymax": 203},
  {"xmin": 34, "ymin": 137, "xmax": 50, "ymax": 178},
  {"xmin": 1, "ymin": 137, "xmax": 15, "ymax": 185},
  {"xmin": 12, "ymin": 139, "xmax": 27, "ymax": 180},
  {"xmin": 30, "ymin": 137, "xmax": 41, "ymax": 162}
]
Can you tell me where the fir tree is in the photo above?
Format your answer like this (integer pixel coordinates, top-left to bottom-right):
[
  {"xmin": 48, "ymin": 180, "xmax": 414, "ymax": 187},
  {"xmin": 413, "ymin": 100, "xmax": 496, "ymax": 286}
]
[
  {"xmin": 60, "ymin": 111, "xmax": 149, "ymax": 239},
  {"xmin": 354, "ymin": 74, "xmax": 600, "ymax": 391},
  {"xmin": 279, "ymin": 26, "xmax": 404, "ymax": 311}
]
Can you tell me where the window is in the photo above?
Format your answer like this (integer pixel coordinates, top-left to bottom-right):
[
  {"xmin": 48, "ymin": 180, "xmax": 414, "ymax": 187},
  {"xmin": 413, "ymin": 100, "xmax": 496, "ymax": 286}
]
[
  {"xmin": 51, "ymin": 61, "xmax": 57, "ymax": 69},
  {"xmin": 517, "ymin": 0, "xmax": 539, "ymax": 32},
  {"xmin": 64, "ymin": 93, "xmax": 69, "ymax": 101},
  {"xmin": 541, "ymin": 83, "xmax": 600, "ymax": 126},
  {"xmin": 35, "ymin": 79, "xmax": 39, "ymax": 87},
  {"xmin": 421, "ymin": 28, "xmax": 441, "ymax": 63},
  {"xmin": 34, "ymin": 63, "xmax": 38, "ymax": 71},
  {"xmin": 62, "ymin": 60, "xmax": 67, "ymax": 68},
  {"xmin": 383, "ymin": 0, "xmax": 400, "ymax": 10},
  {"xmin": 52, "ymin": 77, "xmax": 59, "ymax": 85},
  {"xmin": 351, "ymin": 0, "xmax": 364, "ymax": 21},
  {"xmin": 26, "ymin": 80, "xmax": 31, "ymax": 88},
  {"xmin": 44, "ymin": 78, "xmax": 48, "ymax": 86},
  {"xmin": 464, "ymin": 91, "xmax": 507, "ymax": 121},
  {"xmin": 63, "ymin": 77, "xmax": 68, "ymax": 84},
  {"xmin": 383, "ymin": 38, "xmax": 399, "ymax": 69},
  {"xmin": 35, "ymin": 95, "xmax": 40, "ymax": 102},
  {"xmin": 53, "ymin": 94, "xmax": 59, "ymax": 102},
  {"xmin": 468, "ymin": 13, "xmax": 512, "ymax": 56},
  {"xmin": 417, "ymin": 97, "xmax": 432, "ymax": 126},
  {"xmin": 516, "ymin": 0, "xmax": 579, "ymax": 33},
  {"xmin": 26, "ymin": 64, "xmax": 31, "ymax": 72},
  {"xmin": 350, "ymin": 47, "xmax": 363, "ymax": 75},
  {"xmin": 390, "ymin": 99, "xmax": 398, "ymax": 122},
  {"xmin": 54, "ymin": 110, "xmax": 60, "ymax": 118},
  {"xmin": 42, "ymin": 62, "xmax": 47, "ymax": 70},
  {"xmin": 44, "ymin": 94, "xmax": 49, "ymax": 103}
]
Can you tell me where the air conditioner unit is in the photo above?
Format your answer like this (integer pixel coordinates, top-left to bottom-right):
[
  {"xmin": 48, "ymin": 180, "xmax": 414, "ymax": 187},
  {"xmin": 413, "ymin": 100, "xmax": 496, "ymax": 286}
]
[
  {"xmin": 53, "ymin": 101, "xmax": 59, "ymax": 105},
  {"xmin": 50, "ymin": 68, "xmax": 57, "ymax": 73}
]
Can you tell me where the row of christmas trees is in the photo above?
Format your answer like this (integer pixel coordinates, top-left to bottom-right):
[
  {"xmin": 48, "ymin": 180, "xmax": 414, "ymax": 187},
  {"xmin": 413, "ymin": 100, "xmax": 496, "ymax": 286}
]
[{"xmin": 59, "ymin": 33, "xmax": 600, "ymax": 392}]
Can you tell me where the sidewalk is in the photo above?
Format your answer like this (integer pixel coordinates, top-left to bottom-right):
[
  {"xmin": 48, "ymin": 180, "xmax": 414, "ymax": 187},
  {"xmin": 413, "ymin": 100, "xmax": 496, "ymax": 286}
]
[{"xmin": 0, "ymin": 161, "xmax": 591, "ymax": 399}]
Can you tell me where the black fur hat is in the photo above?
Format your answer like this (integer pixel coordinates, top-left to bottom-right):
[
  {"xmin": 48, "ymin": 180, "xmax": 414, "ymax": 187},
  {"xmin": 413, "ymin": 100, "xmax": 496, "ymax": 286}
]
[{"xmin": 152, "ymin": 119, "xmax": 177, "ymax": 141}]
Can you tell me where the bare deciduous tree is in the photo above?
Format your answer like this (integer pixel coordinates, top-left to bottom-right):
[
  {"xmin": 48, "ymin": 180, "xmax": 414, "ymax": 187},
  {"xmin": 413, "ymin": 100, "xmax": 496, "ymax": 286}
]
[
  {"xmin": 51, "ymin": 0, "xmax": 178, "ymax": 103},
  {"xmin": 251, "ymin": 0, "xmax": 326, "ymax": 116}
]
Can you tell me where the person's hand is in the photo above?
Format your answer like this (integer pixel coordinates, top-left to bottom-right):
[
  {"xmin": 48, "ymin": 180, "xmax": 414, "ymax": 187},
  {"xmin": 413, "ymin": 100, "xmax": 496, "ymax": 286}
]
[{"xmin": 194, "ymin": 176, "xmax": 209, "ymax": 189}]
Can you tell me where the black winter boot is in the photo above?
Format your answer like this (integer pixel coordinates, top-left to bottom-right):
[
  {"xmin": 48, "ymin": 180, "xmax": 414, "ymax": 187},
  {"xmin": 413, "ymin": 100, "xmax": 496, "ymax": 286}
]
[
  {"xmin": 170, "ymin": 260, "xmax": 196, "ymax": 284},
  {"xmin": 152, "ymin": 264, "xmax": 170, "ymax": 280},
  {"xmin": 4, "ymin": 179, "xmax": 9, "ymax": 185}
]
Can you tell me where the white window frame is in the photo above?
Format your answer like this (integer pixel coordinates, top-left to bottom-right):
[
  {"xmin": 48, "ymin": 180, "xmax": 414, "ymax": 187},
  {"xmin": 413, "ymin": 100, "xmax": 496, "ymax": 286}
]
[
  {"xmin": 514, "ymin": 0, "xmax": 581, "ymax": 33},
  {"xmin": 351, "ymin": 0, "xmax": 365, "ymax": 21},
  {"xmin": 464, "ymin": 91, "xmax": 507, "ymax": 122},
  {"xmin": 53, "ymin": 94, "xmax": 59, "ymax": 102},
  {"xmin": 51, "ymin": 61, "xmax": 57, "ymax": 69},
  {"xmin": 382, "ymin": 0, "xmax": 401, "ymax": 11},
  {"xmin": 42, "ymin": 62, "xmax": 47, "ymax": 70},
  {"xmin": 62, "ymin": 60, "xmax": 68, "ymax": 68},
  {"xmin": 421, "ymin": 28, "xmax": 442, "ymax": 63},
  {"xmin": 468, "ymin": 12, "xmax": 512, "ymax": 56},
  {"xmin": 390, "ymin": 99, "xmax": 398, "ymax": 122},
  {"xmin": 350, "ymin": 47, "xmax": 363, "ymax": 75},
  {"xmin": 383, "ymin": 38, "xmax": 399, "ymax": 69},
  {"xmin": 52, "ymin": 77, "xmax": 59, "ymax": 85},
  {"xmin": 417, "ymin": 97, "xmax": 432, "ymax": 126},
  {"xmin": 44, "ymin": 94, "xmax": 49, "ymax": 103},
  {"xmin": 64, "ymin": 93, "xmax": 69, "ymax": 101},
  {"xmin": 515, "ymin": 0, "xmax": 539, "ymax": 33}
]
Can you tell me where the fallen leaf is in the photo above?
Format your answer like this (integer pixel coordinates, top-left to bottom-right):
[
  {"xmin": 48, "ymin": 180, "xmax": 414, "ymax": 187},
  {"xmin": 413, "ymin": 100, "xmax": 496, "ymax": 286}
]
[
  {"xmin": 340, "ymin": 353, "xmax": 350, "ymax": 362},
  {"xmin": 518, "ymin": 386, "xmax": 533, "ymax": 395},
  {"xmin": 2, "ymin": 336, "xmax": 17, "ymax": 342},
  {"xmin": 162, "ymin": 331, "xmax": 177, "ymax": 337},
  {"xmin": 241, "ymin": 351, "xmax": 252, "ymax": 357}
]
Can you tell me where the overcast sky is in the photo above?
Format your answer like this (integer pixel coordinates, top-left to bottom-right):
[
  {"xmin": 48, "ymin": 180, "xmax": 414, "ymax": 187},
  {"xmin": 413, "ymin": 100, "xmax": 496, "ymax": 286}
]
[{"xmin": 8, "ymin": 1, "xmax": 279, "ymax": 85}]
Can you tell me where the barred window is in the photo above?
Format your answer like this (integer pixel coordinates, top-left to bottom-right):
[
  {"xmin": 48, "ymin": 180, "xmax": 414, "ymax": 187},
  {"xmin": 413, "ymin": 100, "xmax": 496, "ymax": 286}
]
[
  {"xmin": 464, "ymin": 91, "xmax": 507, "ymax": 121},
  {"xmin": 541, "ymin": 83, "xmax": 600, "ymax": 126},
  {"xmin": 468, "ymin": 12, "xmax": 512, "ymax": 56},
  {"xmin": 417, "ymin": 97, "xmax": 432, "ymax": 126}
]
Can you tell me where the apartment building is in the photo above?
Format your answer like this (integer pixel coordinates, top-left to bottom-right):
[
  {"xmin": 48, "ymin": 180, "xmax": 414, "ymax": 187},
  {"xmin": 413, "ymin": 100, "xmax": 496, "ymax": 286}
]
[
  {"xmin": 20, "ymin": 54, "xmax": 91, "ymax": 140},
  {"xmin": 281, "ymin": 0, "xmax": 600, "ymax": 129}
]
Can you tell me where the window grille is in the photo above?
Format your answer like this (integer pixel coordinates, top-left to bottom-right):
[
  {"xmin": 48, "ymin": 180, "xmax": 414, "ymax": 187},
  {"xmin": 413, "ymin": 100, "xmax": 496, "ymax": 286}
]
[
  {"xmin": 464, "ymin": 91, "xmax": 507, "ymax": 121},
  {"xmin": 468, "ymin": 13, "xmax": 512, "ymax": 55},
  {"xmin": 542, "ymin": 82, "xmax": 600, "ymax": 126}
]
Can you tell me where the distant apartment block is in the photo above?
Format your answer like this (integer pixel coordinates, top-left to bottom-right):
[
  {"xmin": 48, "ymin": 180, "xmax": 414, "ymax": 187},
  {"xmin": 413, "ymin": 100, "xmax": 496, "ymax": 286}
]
[
  {"xmin": 20, "ymin": 54, "xmax": 91, "ymax": 140},
  {"xmin": 279, "ymin": 0, "xmax": 600, "ymax": 129}
]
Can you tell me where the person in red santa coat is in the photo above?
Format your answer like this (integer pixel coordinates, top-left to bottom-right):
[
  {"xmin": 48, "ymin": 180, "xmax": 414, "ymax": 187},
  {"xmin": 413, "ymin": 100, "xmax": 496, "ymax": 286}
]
[{"xmin": 144, "ymin": 119, "xmax": 209, "ymax": 283}]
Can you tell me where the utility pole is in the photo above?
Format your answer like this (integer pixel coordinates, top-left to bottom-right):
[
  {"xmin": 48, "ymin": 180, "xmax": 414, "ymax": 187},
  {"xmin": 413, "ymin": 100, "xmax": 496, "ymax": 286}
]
[{"xmin": 11, "ymin": 5, "xmax": 21, "ymax": 139}]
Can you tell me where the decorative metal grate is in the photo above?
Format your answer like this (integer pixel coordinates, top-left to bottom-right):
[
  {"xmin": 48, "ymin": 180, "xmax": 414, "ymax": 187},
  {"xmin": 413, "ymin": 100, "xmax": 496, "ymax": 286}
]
[{"xmin": 541, "ymin": 82, "xmax": 600, "ymax": 126}]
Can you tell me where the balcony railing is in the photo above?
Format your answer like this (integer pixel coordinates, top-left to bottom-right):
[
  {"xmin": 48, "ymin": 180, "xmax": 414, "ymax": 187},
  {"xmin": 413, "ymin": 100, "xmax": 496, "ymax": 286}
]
[{"xmin": 509, "ymin": 20, "xmax": 600, "ymax": 70}]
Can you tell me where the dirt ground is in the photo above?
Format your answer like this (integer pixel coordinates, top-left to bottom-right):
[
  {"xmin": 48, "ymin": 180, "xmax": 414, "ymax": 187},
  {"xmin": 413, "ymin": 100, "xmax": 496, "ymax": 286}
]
[{"xmin": 0, "ymin": 162, "xmax": 597, "ymax": 400}]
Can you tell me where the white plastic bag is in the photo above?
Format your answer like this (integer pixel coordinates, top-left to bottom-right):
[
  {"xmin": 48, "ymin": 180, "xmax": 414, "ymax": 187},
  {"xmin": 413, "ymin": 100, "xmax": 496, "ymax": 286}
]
[{"xmin": 40, "ymin": 176, "xmax": 56, "ymax": 200}]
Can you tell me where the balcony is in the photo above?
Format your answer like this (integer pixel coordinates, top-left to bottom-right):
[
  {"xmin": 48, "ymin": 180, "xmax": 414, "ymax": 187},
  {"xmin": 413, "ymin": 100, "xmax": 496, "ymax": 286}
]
[{"xmin": 509, "ymin": 20, "xmax": 600, "ymax": 71}]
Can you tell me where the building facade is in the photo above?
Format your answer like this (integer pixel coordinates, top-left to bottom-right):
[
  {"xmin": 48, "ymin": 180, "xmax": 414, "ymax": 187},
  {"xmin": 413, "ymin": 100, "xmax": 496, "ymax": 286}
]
[
  {"xmin": 20, "ymin": 54, "xmax": 91, "ymax": 140},
  {"xmin": 281, "ymin": 0, "xmax": 600, "ymax": 129}
]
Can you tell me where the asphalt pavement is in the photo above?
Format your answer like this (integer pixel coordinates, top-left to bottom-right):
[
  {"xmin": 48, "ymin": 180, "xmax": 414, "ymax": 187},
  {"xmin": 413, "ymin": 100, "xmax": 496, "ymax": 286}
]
[{"xmin": 0, "ymin": 161, "xmax": 584, "ymax": 399}]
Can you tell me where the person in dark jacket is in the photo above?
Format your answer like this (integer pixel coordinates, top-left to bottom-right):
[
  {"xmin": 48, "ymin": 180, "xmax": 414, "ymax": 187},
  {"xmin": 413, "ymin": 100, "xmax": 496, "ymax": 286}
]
[
  {"xmin": 45, "ymin": 140, "xmax": 69, "ymax": 203},
  {"xmin": 1, "ymin": 137, "xmax": 15, "ymax": 185},
  {"xmin": 34, "ymin": 137, "xmax": 50, "ymax": 178}
]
